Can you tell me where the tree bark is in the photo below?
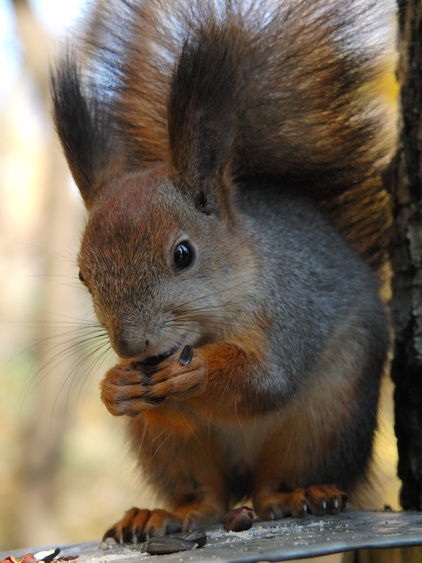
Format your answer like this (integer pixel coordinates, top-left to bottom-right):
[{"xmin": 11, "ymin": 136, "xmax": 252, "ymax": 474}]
[
  {"xmin": 391, "ymin": 0, "xmax": 422, "ymax": 512},
  {"xmin": 345, "ymin": 1, "xmax": 422, "ymax": 561}
]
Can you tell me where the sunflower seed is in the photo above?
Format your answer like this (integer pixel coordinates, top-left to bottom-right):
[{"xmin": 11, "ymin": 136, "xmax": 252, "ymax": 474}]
[{"xmin": 141, "ymin": 536, "xmax": 197, "ymax": 555}]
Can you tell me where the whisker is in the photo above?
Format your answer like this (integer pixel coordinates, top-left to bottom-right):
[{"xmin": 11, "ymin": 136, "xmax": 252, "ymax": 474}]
[
  {"xmin": 161, "ymin": 273, "xmax": 257, "ymax": 316},
  {"xmin": 19, "ymin": 322, "xmax": 112, "ymax": 418},
  {"xmin": 49, "ymin": 338, "xmax": 114, "ymax": 425},
  {"xmin": 152, "ymin": 428, "xmax": 169, "ymax": 443},
  {"xmin": 177, "ymin": 411, "xmax": 201, "ymax": 445},
  {"xmin": 72, "ymin": 343, "xmax": 115, "ymax": 407},
  {"xmin": 150, "ymin": 432, "xmax": 171, "ymax": 462},
  {"xmin": 132, "ymin": 419, "xmax": 149, "ymax": 460}
]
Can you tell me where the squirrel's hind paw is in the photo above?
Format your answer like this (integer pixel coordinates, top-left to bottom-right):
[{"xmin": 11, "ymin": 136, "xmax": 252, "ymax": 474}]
[
  {"xmin": 305, "ymin": 484, "xmax": 349, "ymax": 516},
  {"xmin": 253, "ymin": 484, "xmax": 348, "ymax": 520}
]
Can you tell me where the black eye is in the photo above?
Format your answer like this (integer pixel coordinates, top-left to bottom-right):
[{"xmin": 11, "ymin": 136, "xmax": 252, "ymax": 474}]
[{"xmin": 173, "ymin": 241, "xmax": 195, "ymax": 272}]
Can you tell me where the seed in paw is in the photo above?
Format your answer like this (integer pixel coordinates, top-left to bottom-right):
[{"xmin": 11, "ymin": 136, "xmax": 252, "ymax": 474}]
[
  {"xmin": 178, "ymin": 345, "xmax": 193, "ymax": 365},
  {"xmin": 223, "ymin": 506, "xmax": 254, "ymax": 532}
]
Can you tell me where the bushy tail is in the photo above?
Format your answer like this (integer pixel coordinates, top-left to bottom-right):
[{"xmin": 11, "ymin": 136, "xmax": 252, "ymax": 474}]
[{"xmin": 52, "ymin": 0, "xmax": 398, "ymax": 276}]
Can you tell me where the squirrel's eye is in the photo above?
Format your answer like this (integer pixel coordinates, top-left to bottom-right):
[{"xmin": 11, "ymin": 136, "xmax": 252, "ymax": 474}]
[{"xmin": 173, "ymin": 241, "xmax": 195, "ymax": 272}]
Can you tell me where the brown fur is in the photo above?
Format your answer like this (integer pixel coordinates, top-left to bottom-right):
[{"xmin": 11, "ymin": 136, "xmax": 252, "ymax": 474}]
[
  {"xmin": 79, "ymin": 0, "xmax": 397, "ymax": 276},
  {"xmin": 51, "ymin": 0, "xmax": 398, "ymax": 543}
]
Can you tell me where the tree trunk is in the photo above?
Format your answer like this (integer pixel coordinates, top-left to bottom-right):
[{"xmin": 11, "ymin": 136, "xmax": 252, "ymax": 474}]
[
  {"xmin": 391, "ymin": 0, "xmax": 422, "ymax": 513},
  {"xmin": 347, "ymin": 1, "xmax": 422, "ymax": 561}
]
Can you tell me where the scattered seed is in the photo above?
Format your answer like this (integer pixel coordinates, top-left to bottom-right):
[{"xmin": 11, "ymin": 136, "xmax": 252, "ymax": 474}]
[
  {"xmin": 0, "ymin": 549, "xmax": 68, "ymax": 563},
  {"xmin": 223, "ymin": 506, "xmax": 254, "ymax": 532},
  {"xmin": 33, "ymin": 550, "xmax": 61, "ymax": 563},
  {"xmin": 180, "ymin": 530, "xmax": 207, "ymax": 547},
  {"xmin": 141, "ymin": 536, "xmax": 197, "ymax": 555}
]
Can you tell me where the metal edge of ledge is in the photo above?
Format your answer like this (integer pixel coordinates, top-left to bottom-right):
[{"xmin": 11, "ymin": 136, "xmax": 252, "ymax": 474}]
[{"xmin": 2, "ymin": 511, "xmax": 422, "ymax": 563}]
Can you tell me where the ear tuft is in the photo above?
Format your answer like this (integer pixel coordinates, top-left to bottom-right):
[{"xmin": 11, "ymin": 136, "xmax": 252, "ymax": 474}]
[
  {"xmin": 167, "ymin": 23, "xmax": 245, "ymax": 217},
  {"xmin": 50, "ymin": 53, "xmax": 115, "ymax": 207},
  {"xmin": 195, "ymin": 190, "xmax": 212, "ymax": 215}
]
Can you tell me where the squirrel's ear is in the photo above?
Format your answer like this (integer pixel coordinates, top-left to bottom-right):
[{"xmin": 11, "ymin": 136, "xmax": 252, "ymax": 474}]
[
  {"xmin": 50, "ymin": 55, "xmax": 118, "ymax": 209},
  {"xmin": 167, "ymin": 29, "xmax": 241, "ymax": 218}
]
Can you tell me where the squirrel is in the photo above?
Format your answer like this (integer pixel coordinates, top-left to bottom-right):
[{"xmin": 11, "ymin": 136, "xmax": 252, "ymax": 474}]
[{"xmin": 51, "ymin": 0, "xmax": 398, "ymax": 543}]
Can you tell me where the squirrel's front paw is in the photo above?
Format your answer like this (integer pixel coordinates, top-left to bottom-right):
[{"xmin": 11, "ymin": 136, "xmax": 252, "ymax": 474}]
[
  {"xmin": 103, "ymin": 507, "xmax": 183, "ymax": 543},
  {"xmin": 100, "ymin": 349, "xmax": 206, "ymax": 416},
  {"xmin": 149, "ymin": 348, "xmax": 206, "ymax": 401},
  {"xmin": 100, "ymin": 365, "xmax": 163, "ymax": 416}
]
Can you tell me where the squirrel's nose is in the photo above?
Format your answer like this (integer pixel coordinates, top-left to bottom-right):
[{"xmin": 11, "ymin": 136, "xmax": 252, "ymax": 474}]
[{"xmin": 111, "ymin": 332, "xmax": 149, "ymax": 359}]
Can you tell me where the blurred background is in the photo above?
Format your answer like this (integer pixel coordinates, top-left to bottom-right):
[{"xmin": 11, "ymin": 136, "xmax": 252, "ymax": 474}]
[
  {"xmin": 0, "ymin": 0, "xmax": 401, "ymax": 554},
  {"xmin": 0, "ymin": 0, "xmax": 149, "ymax": 551}
]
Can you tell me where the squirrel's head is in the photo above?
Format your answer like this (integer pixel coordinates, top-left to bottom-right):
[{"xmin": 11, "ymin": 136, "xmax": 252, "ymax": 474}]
[
  {"xmin": 51, "ymin": 39, "xmax": 254, "ymax": 363},
  {"xmin": 76, "ymin": 163, "xmax": 251, "ymax": 362}
]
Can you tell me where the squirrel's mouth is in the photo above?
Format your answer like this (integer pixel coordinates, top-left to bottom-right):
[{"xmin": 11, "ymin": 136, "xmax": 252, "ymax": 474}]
[
  {"xmin": 128, "ymin": 335, "xmax": 199, "ymax": 371},
  {"xmin": 131, "ymin": 351, "xmax": 172, "ymax": 368},
  {"xmin": 130, "ymin": 342, "xmax": 182, "ymax": 369}
]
